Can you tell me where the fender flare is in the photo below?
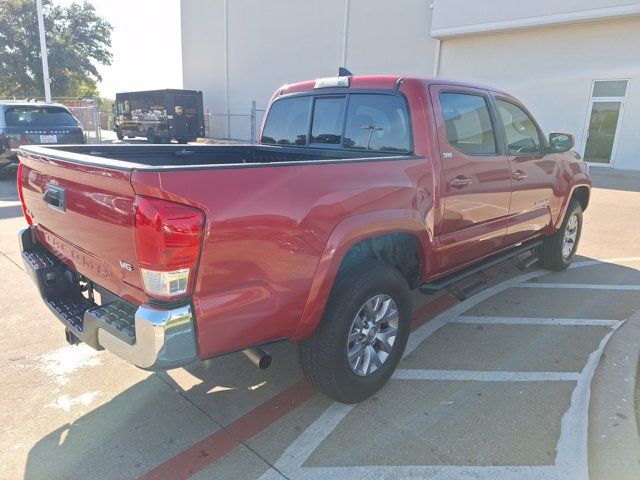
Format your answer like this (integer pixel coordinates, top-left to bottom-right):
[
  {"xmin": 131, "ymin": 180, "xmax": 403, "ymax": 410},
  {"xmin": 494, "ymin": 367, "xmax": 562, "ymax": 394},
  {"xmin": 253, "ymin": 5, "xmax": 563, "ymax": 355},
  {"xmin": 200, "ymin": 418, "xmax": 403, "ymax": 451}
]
[
  {"xmin": 291, "ymin": 208, "xmax": 429, "ymax": 341},
  {"xmin": 553, "ymin": 177, "xmax": 591, "ymax": 230}
]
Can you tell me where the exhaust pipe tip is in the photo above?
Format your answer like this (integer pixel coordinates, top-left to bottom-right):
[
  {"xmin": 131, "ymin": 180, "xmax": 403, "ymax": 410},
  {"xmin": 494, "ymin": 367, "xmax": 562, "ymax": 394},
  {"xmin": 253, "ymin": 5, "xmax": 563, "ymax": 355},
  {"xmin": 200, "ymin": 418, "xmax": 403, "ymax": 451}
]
[
  {"xmin": 242, "ymin": 347, "xmax": 272, "ymax": 370},
  {"xmin": 65, "ymin": 328, "xmax": 81, "ymax": 346}
]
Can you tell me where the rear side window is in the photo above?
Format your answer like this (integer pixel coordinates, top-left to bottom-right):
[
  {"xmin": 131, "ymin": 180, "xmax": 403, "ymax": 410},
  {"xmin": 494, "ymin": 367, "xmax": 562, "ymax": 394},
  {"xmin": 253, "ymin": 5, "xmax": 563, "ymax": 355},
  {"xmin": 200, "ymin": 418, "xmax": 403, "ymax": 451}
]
[
  {"xmin": 344, "ymin": 95, "xmax": 410, "ymax": 152},
  {"xmin": 261, "ymin": 96, "xmax": 311, "ymax": 146},
  {"xmin": 310, "ymin": 97, "xmax": 346, "ymax": 145},
  {"xmin": 439, "ymin": 92, "xmax": 497, "ymax": 155},
  {"xmin": 4, "ymin": 106, "xmax": 78, "ymax": 127}
]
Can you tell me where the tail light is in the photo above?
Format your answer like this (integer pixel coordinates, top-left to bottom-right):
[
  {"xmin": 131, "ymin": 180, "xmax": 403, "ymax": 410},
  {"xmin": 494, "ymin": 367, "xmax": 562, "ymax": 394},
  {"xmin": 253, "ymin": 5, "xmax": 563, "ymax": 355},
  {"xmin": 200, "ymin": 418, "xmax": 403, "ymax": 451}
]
[
  {"xmin": 16, "ymin": 163, "xmax": 33, "ymax": 226},
  {"xmin": 134, "ymin": 196, "xmax": 204, "ymax": 300}
]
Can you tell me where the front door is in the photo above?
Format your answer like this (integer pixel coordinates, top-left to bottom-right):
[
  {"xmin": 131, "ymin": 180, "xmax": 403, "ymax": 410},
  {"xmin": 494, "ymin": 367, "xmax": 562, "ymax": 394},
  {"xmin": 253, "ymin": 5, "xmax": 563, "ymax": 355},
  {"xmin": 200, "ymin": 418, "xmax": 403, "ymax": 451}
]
[
  {"xmin": 493, "ymin": 96, "xmax": 557, "ymax": 244},
  {"xmin": 430, "ymin": 85, "xmax": 512, "ymax": 272}
]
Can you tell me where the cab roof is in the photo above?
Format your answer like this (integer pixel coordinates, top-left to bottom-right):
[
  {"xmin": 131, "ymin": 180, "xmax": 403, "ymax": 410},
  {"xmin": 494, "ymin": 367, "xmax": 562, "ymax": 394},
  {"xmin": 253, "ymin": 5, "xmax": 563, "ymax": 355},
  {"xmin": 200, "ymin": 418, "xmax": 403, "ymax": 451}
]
[
  {"xmin": 278, "ymin": 74, "xmax": 509, "ymax": 96},
  {"xmin": 0, "ymin": 100, "xmax": 70, "ymax": 109}
]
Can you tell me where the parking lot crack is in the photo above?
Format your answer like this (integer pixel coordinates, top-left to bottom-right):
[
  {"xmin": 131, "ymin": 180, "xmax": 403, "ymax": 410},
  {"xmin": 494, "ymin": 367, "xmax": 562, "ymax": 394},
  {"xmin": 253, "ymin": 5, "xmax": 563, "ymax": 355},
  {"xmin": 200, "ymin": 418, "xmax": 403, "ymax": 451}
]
[{"xmin": 154, "ymin": 372, "xmax": 292, "ymax": 480}]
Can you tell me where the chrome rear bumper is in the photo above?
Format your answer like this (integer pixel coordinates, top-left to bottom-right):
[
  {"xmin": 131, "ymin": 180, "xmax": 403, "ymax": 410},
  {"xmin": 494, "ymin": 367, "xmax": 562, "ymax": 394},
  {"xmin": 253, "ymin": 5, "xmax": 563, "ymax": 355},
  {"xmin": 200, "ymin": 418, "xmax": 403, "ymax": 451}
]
[{"xmin": 19, "ymin": 226, "xmax": 197, "ymax": 370}]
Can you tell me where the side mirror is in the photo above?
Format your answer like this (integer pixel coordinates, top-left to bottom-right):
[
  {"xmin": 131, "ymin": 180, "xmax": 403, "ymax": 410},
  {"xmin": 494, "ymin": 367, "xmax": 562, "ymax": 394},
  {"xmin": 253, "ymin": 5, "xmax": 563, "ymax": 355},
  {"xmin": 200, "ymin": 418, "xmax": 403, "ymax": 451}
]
[{"xmin": 549, "ymin": 132, "xmax": 574, "ymax": 153}]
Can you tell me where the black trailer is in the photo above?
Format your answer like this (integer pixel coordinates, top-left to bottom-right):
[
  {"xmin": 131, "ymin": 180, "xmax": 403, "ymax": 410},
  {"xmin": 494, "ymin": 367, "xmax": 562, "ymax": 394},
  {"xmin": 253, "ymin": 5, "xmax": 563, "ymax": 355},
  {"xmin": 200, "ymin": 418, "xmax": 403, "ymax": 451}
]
[{"xmin": 114, "ymin": 89, "xmax": 205, "ymax": 144}]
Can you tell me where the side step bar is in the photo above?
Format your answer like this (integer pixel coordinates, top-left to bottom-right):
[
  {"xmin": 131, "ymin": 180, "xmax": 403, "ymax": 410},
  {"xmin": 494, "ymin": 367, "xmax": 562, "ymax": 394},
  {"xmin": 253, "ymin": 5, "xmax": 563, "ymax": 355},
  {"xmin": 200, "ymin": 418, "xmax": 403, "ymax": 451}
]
[{"xmin": 419, "ymin": 239, "xmax": 542, "ymax": 296}]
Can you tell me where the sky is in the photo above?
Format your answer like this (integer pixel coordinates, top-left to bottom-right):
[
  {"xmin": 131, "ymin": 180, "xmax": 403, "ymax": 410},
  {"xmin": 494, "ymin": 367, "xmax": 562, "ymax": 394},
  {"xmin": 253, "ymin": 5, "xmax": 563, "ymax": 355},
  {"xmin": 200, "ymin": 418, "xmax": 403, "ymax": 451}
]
[{"xmin": 53, "ymin": 0, "xmax": 183, "ymax": 99}]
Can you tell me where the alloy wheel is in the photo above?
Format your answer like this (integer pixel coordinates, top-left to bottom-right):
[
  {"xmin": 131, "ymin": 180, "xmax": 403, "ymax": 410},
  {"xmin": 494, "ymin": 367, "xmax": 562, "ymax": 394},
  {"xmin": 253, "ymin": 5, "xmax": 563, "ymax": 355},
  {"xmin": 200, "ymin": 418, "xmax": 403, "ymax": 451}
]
[{"xmin": 346, "ymin": 294, "xmax": 399, "ymax": 376}]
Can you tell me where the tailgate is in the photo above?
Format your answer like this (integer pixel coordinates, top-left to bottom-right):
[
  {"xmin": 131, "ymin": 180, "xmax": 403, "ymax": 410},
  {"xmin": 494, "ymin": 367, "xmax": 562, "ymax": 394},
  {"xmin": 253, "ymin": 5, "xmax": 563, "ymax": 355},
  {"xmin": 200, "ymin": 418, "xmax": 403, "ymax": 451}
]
[{"xmin": 18, "ymin": 149, "xmax": 147, "ymax": 305}]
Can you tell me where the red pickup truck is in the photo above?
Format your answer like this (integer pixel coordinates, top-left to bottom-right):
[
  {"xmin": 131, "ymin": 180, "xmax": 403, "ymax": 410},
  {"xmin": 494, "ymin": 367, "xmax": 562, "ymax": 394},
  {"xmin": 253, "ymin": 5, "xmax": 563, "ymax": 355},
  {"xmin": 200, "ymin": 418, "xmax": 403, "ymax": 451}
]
[{"xmin": 17, "ymin": 74, "xmax": 590, "ymax": 403}]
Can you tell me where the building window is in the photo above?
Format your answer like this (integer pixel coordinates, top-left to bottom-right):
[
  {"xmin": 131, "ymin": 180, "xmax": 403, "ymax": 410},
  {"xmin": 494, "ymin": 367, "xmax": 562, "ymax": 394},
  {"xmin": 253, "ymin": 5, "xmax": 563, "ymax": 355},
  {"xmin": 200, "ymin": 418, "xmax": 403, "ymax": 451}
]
[
  {"xmin": 592, "ymin": 80, "xmax": 628, "ymax": 98},
  {"xmin": 582, "ymin": 79, "xmax": 628, "ymax": 165}
]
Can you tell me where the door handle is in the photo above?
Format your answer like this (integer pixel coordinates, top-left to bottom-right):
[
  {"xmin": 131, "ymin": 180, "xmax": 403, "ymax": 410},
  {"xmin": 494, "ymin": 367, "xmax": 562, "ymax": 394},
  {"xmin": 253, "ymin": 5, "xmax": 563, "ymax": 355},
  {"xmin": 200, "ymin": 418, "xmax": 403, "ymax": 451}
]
[
  {"xmin": 449, "ymin": 176, "xmax": 472, "ymax": 189},
  {"xmin": 43, "ymin": 184, "xmax": 66, "ymax": 212},
  {"xmin": 512, "ymin": 170, "xmax": 527, "ymax": 181}
]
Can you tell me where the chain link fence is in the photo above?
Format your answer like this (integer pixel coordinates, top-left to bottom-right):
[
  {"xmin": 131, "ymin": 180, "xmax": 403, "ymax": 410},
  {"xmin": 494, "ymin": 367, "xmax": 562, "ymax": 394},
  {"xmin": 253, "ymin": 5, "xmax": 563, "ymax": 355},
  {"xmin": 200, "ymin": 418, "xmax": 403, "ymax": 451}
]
[
  {"xmin": 52, "ymin": 98, "xmax": 267, "ymax": 145},
  {"xmin": 205, "ymin": 100, "xmax": 266, "ymax": 143},
  {"xmin": 54, "ymin": 97, "xmax": 108, "ymax": 144}
]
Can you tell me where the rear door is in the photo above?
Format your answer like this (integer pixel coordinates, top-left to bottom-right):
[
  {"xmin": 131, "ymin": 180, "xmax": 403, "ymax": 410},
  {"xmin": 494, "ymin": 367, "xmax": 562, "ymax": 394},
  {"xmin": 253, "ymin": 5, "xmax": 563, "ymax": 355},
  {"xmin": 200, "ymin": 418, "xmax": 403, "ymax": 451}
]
[
  {"xmin": 492, "ymin": 95, "xmax": 558, "ymax": 244},
  {"xmin": 171, "ymin": 94, "xmax": 199, "ymax": 139},
  {"xmin": 429, "ymin": 85, "xmax": 512, "ymax": 272}
]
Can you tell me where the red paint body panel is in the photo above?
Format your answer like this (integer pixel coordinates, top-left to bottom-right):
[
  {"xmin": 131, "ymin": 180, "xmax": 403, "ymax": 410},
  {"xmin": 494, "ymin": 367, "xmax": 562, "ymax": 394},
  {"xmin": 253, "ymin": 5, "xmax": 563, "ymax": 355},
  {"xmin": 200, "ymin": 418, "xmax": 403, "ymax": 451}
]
[
  {"xmin": 17, "ymin": 75, "xmax": 591, "ymax": 363},
  {"xmin": 133, "ymin": 157, "xmax": 433, "ymax": 357}
]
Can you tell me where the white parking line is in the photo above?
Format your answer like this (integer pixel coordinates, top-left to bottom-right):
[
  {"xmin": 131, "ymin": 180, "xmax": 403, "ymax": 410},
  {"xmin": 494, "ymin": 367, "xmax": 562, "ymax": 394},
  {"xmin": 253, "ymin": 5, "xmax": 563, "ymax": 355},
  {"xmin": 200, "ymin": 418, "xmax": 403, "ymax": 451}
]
[
  {"xmin": 451, "ymin": 316, "xmax": 621, "ymax": 327},
  {"xmin": 515, "ymin": 283, "xmax": 640, "ymax": 290},
  {"xmin": 257, "ymin": 257, "xmax": 640, "ymax": 480},
  {"xmin": 392, "ymin": 369, "xmax": 580, "ymax": 382},
  {"xmin": 269, "ymin": 465, "xmax": 562, "ymax": 480}
]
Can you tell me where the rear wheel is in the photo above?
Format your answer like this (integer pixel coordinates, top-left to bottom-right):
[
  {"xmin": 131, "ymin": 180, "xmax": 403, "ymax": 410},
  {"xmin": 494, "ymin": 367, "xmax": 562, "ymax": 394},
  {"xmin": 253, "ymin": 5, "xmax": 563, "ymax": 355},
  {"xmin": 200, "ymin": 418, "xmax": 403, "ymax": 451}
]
[
  {"xmin": 298, "ymin": 260, "xmax": 412, "ymax": 403},
  {"xmin": 538, "ymin": 199, "xmax": 583, "ymax": 271},
  {"xmin": 177, "ymin": 137, "xmax": 188, "ymax": 144}
]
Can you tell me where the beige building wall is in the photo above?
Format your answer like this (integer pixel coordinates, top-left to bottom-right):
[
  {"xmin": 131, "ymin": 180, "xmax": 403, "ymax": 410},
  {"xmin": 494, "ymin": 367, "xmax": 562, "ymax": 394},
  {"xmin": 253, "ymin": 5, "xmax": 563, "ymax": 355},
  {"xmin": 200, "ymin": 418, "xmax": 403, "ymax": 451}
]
[
  {"xmin": 432, "ymin": 0, "xmax": 640, "ymax": 36},
  {"xmin": 438, "ymin": 18, "xmax": 640, "ymax": 170},
  {"xmin": 181, "ymin": 0, "xmax": 436, "ymax": 139},
  {"xmin": 181, "ymin": 0, "xmax": 639, "ymax": 170}
]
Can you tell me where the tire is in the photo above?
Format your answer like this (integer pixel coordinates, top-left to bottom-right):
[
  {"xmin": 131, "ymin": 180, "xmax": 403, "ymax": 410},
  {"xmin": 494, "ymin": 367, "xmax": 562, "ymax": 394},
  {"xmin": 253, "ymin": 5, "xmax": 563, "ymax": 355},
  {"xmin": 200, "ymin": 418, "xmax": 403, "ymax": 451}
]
[
  {"xmin": 127, "ymin": 135, "xmax": 135, "ymax": 139},
  {"xmin": 147, "ymin": 129, "xmax": 158, "ymax": 144},
  {"xmin": 538, "ymin": 199, "xmax": 583, "ymax": 271},
  {"xmin": 177, "ymin": 137, "xmax": 188, "ymax": 144},
  {"xmin": 298, "ymin": 260, "xmax": 412, "ymax": 403}
]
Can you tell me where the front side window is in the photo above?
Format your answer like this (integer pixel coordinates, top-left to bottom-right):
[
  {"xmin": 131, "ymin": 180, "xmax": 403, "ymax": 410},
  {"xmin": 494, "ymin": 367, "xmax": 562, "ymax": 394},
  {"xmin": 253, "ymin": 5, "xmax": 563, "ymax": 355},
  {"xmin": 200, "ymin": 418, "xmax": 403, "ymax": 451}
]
[
  {"xmin": 310, "ymin": 97, "xmax": 346, "ymax": 145},
  {"xmin": 261, "ymin": 96, "xmax": 311, "ymax": 146},
  {"xmin": 344, "ymin": 94, "xmax": 410, "ymax": 152},
  {"xmin": 439, "ymin": 92, "xmax": 497, "ymax": 155},
  {"xmin": 4, "ymin": 106, "xmax": 78, "ymax": 127},
  {"xmin": 496, "ymin": 100, "xmax": 541, "ymax": 155}
]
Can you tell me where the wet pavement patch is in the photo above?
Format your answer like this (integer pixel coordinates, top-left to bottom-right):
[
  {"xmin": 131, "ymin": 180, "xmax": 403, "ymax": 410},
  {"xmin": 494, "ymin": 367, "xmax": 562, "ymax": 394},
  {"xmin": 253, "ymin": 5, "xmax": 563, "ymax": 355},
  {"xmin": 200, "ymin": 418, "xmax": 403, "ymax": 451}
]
[
  {"xmin": 304, "ymin": 380, "xmax": 575, "ymax": 467},
  {"xmin": 401, "ymin": 323, "xmax": 611, "ymax": 372}
]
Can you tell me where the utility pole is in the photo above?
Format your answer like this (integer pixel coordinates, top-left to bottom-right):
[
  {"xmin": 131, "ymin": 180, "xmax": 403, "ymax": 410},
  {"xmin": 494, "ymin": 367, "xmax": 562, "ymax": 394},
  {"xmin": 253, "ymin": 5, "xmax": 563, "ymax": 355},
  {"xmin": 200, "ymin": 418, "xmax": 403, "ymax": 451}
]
[{"xmin": 36, "ymin": 0, "xmax": 52, "ymax": 102}]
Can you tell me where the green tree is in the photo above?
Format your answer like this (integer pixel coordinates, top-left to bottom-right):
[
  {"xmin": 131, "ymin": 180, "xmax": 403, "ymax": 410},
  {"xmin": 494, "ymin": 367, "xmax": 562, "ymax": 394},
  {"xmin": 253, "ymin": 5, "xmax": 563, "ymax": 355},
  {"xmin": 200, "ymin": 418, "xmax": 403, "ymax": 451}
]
[{"xmin": 0, "ymin": 0, "xmax": 112, "ymax": 99}]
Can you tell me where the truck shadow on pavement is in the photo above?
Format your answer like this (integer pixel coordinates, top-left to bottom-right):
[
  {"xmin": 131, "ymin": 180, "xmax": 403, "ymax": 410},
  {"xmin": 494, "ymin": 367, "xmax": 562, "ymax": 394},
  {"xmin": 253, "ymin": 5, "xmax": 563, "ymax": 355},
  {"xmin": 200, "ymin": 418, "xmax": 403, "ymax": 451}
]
[{"xmin": 22, "ymin": 258, "xmax": 640, "ymax": 480}]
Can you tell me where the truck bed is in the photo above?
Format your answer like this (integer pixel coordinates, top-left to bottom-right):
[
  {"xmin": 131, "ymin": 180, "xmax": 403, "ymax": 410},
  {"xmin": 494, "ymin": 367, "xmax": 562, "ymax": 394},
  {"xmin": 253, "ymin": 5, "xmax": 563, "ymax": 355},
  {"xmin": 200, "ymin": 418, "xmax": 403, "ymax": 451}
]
[
  {"xmin": 21, "ymin": 144, "xmax": 402, "ymax": 170},
  {"xmin": 18, "ymin": 142, "xmax": 425, "ymax": 358}
]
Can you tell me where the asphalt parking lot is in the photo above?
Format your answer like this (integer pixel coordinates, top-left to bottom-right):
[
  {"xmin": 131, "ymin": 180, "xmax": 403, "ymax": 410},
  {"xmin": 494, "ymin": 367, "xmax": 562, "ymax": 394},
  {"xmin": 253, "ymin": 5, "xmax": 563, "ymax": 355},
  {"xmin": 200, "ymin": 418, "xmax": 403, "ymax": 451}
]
[{"xmin": 1, "ymin": 167, "xmax": 639, "ymax": 480}]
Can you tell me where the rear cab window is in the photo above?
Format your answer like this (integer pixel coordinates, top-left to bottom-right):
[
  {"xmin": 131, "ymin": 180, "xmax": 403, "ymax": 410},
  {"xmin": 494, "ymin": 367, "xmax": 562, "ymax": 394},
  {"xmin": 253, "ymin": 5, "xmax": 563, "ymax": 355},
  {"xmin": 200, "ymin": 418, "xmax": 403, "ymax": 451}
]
[
  {"xmin": 261, "ymin": 96, "xmax": 311, "ymax": 146},
  {"xmin": 4, "ymin": 106, "xmax": 78, "ymax": 127},
  {"xmin": 261, "ymin": 92, "xmax": 412, "ymax": 154}
]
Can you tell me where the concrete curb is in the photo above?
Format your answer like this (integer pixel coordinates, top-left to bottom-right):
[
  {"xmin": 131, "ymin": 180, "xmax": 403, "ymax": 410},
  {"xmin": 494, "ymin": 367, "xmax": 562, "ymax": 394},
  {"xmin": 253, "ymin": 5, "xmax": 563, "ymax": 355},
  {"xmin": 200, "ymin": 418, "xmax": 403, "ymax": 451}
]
[{"xmin": 589, "ymin": 309, "xmax": 640, "ymax": 480}]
